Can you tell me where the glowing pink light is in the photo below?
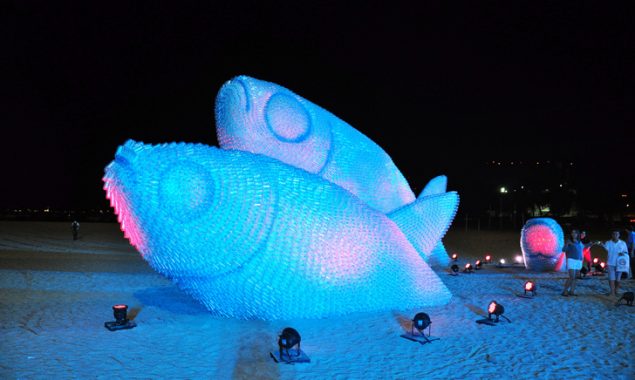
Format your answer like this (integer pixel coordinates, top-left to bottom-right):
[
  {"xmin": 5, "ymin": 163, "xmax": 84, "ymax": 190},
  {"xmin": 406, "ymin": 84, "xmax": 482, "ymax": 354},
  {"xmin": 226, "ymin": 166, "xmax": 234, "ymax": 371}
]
[{"xmin": 524, "ymin": 225, "xmax": 559, "ymax": 256}]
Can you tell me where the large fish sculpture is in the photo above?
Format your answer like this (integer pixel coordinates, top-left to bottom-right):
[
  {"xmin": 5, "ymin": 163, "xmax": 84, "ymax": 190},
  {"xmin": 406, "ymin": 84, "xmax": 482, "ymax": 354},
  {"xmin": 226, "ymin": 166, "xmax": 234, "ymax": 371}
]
[
  {"xmin": 214, "ymin": 75, "xmax": 458, "ymax": 266},
  {"xmin": 103, "ymin": 140, "xmax": 453, "ymax": 320},
  {"xmin": 520, "ymin": 218, "xmax": 566, "ymax": 272}
]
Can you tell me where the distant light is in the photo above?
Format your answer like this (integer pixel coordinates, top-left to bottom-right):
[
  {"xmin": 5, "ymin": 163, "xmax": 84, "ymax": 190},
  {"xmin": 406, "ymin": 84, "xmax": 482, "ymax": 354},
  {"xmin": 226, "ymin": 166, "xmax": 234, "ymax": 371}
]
[
  {"xmin": 475, "ymin": 260, "xmax": 482, "ymax": 269},
  {"xmin": 536, "ymin": 161, "xmax": 540, "ymax": 165},
  {"xmin": 514, "ymin": 255, "xmax": 523, "ymax": 264},
  {"xmin": 600, "ymin": 262, "xmax": 606, "ymax": 269},
  {"xmin": 621, "ymin": 194, "xmax": 628, "ymax": 198},
  {"xmin": 485, "ymin": 254, "xmax": 492, "ymax": 263},
  {"xmin": 500, "ymin": 187, "xmax": 508, "ymax": 194},
  {"xmin": 570, "ymin": 162, "xmax": 574, "ymax": 166},
  {"xmin": 451, "ymin": 253, "xmax": 458, "ymax": 261},
  {"xmin": 627, "ymin": 204, "xmax": 630, "ymax": 208},
  {"xmin": 464, "ymin": 263, "xmax": 473, "ymax": 273},
  {"xmin": 593, "ymin": 257, "xmax": 599, "ymax": 264},
  {"xmin": 559, "ymin": 184, "xmax": 563, "ymax": 188},
  {"xmin": 520, "ymin": 185, "xmax": 524, "ymax": 190}
]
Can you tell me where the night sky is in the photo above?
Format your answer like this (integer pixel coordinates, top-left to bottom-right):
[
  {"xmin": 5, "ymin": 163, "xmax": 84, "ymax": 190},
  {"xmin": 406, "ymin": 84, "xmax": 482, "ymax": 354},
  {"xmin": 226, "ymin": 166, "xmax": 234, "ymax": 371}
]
[{"xmin": 1, "ymin": 2, "xmax": 629, "ymax": 211}]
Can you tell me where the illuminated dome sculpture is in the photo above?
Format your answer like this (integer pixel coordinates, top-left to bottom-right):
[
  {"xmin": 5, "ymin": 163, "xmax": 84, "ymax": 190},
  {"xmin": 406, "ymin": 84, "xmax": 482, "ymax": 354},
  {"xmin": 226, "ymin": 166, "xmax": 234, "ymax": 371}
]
[
  {"xmin": 215, "ymin": 75, "xmax": 458, "ymax": 266},
  {"xmin": 104, "ymin": 140, "xmax": 453, "ymax": 320},
  {"xmin": 520, "ymin": 218, "xmax": 565, "ymax": 271}
]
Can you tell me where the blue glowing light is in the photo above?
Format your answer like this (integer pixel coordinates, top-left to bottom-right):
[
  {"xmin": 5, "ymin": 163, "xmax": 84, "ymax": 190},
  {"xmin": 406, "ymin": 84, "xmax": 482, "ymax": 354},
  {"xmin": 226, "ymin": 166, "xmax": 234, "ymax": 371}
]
[
  {"xmin": 214, "ymin": 75, "xmax": 458, "ymax": 265},
  {"xmin": 104, "ymin": 141, "xmax": 452, "ymax": 320}
]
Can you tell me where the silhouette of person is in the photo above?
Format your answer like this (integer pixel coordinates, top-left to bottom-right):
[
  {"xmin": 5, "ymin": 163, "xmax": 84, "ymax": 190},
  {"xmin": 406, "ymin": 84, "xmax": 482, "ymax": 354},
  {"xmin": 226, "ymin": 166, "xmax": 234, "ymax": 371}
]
[{"xmin": 71, "ymin": 220, "xmax": 80, "ymax": 241}]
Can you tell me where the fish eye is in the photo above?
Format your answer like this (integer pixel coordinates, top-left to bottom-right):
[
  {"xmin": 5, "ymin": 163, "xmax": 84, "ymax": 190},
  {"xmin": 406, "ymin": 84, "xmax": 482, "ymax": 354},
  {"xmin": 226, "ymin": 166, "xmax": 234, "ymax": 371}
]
[
  {"xmin": 159, "ymin": 162, "xmax": 214, "ymax": 222},
  {"xmin": 265, "ymin": 93, "xmax": 312, "ymax": 143}
]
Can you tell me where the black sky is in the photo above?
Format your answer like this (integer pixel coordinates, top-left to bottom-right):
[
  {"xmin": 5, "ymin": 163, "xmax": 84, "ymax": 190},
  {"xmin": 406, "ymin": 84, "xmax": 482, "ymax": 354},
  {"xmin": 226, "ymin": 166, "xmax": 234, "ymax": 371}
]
[{"xmin": 1, "ymin": 1, "xmax": 630, "ymax": 210}]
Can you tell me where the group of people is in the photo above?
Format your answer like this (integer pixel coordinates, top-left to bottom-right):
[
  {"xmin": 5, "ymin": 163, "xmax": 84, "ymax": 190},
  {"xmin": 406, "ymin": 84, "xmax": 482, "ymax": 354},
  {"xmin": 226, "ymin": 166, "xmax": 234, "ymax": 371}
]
[{"xmin": 562, "ymin": 226, "xmax": 633, "ymax": 297}]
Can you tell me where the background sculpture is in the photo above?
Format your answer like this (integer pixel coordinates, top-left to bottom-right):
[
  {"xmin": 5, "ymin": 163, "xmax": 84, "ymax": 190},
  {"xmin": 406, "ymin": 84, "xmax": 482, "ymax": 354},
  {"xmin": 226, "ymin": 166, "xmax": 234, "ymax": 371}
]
[
  {"xmin": 104, "ymin": 140, "xmax": 452, "ymax": 320},
  {"xmin": 520, "ymin": 218, "xmax": 566, "ymax": 271},
  {"xmin": 215, "ymin": 75, "xmax": 458, "ymax": 266}
]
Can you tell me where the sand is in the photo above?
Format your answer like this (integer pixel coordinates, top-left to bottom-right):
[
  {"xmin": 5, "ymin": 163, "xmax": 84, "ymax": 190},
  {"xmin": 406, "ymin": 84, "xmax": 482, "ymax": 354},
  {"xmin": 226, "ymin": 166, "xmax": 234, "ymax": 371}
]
[{"xmin": 1, "ymin": 221, "xmax": 633, "ymax": 379}]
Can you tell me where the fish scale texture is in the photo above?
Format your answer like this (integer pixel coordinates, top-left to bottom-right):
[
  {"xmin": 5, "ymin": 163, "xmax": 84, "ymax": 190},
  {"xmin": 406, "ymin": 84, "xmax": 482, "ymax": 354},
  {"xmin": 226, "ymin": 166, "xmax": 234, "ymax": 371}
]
[
  {"xmin": 215, "ymin": 75, "xmax": 416, "ymax": 214},
  {"xmin": 104, "ymin": 140, "xmax": 452, "ymax": 320}
]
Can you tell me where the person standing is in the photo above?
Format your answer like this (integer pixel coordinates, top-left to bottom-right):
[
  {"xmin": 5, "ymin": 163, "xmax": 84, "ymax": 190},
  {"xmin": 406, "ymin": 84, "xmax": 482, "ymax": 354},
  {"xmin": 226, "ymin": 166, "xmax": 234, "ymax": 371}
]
[
  {"xmin": 562, "ymin": 229, "xmax": 597, "ymax": 296},
  {"xmin": 71, "ymin": 220, "xmax": 80, "ymax": 241},
  {"xmin": 601, "ymin": 229, "xmax": 629, "ymax": 297}
]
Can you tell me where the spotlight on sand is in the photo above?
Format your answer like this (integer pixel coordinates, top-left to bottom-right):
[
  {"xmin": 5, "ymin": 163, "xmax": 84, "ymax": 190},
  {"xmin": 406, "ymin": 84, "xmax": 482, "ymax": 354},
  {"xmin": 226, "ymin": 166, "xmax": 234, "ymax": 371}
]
[
  {"xmin": 271, "ymin": 327, "xmax": 310, "ymax": 364},
  {"xmin": 104, "ymin": 304, "xmax": 137, "ymax": 331},
  {"xmin": 400, "ymin": 312, "xmax": 439, "ymax": 344},
  {"xmin": 524, "ymin": 281, "xmax": 536, "ymax": 297},
  {"xmin": 451, "ymin": 253, "xmax": 458, "ymax": 261},
  {"xmin": 488, "ymin": 301, "xmax": 506, "ymax": 322},
  {"xmin": 476, "ymin": 301, "xmax": 511, "ymax": 325}
]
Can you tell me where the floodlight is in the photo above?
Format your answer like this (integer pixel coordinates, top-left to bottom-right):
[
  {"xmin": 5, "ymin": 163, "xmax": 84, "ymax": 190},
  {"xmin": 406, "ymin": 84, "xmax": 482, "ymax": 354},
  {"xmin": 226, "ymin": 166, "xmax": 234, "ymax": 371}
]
[
  {"xmin": 475, "ymin": 260, "xmax": 482, "ymax": 269},
  {"xmin": 463, "ymin": 263, "xmax": 473, "ymax": 273},
  {"xmin": 278, "ymin": 327, "xmax": 301, "ymax": 360},
  {"xmin": 104, "ymin": 304, "xmax": 136, "ymax": 331},
  {"xmin": 524, "ymin": 281, "xmax": 536, "ymax": 296},
  {"xmin": 487, "ymin": 301, "xmax": 507, "ymax": 322},
  {"xmin": 412, "ymin": 312, "xmax": 431, "ymax": 335},
  {"xmin": 451, "ymin": 253, "xmax": 458, "ymax": 261}
]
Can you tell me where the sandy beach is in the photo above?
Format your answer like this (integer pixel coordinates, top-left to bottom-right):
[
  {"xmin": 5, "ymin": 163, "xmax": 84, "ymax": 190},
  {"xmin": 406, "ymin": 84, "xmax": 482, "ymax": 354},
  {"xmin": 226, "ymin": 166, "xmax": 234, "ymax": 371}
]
[{"xmin": 1, "ymin": 221, "xmax": 633, "ymax": 379}]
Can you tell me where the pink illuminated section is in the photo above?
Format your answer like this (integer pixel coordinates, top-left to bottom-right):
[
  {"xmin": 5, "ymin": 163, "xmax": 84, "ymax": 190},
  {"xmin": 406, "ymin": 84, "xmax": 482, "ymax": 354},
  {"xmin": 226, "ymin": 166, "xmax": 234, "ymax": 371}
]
[{"xmin": 524, "ymin": 225, "xmax": 559, "ymax": 256}]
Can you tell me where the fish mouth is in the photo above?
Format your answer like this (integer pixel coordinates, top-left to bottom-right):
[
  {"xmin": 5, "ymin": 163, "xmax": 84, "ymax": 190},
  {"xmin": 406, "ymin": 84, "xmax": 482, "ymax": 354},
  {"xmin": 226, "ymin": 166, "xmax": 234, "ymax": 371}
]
[
  {"xmin": 217, "ymin": 76, "xmax": 251, "ymax": 115},
  {"xmin": 103, "ymin": 140, "xmax": 149, "ymax": 255}
]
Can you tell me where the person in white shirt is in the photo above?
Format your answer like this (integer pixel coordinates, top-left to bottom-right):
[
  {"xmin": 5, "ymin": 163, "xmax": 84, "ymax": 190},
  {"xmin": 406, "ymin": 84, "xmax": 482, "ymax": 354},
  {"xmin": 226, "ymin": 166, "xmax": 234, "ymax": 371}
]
[{"xmin": 601, "ymin": 230, "xmax": 629, "ymax": 297}]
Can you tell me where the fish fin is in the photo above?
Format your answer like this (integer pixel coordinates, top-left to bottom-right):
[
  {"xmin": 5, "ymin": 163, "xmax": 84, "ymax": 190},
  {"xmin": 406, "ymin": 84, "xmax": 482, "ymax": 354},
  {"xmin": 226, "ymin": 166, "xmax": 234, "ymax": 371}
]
[
  {"xmin": 419, "ymin": 175, "xmax": 447, "ymax": 197},
  {"xmin": 388, "ymin": 191, "xmax": 459, "ymax": 260}
]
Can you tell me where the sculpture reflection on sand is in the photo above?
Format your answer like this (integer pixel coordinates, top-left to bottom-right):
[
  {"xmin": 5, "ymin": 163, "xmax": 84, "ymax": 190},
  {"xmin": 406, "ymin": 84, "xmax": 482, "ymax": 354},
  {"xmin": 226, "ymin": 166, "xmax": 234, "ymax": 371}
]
[
  {"xmin": 520, "ymin": 218, "xmax": 566, "ymax": 272},
  {"xmin": 104, "ymin": 140, "xmax": 452, "ymax": 320},
  {"xmin": 215, "ymin": 75, "xmax": 458, "ymax": 266}
]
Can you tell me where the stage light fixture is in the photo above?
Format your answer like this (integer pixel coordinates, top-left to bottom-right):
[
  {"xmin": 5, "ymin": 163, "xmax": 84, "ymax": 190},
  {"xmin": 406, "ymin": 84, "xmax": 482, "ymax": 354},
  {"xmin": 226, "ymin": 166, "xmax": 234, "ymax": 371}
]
[
  {"xmin": 497, "ymin": 258, "xmax": 506, "ymax": 268},
  {"xmin": 400, "ymin": 312, "xmax": 440, "ymax": 344},
  {"xmin": 450, "ymin": 264, "xmax": 459, "ymax": 275},
  {"xmin": 593, "ymin": 257, "xmax": 599, "ymax": 265},
  {"xmin": 600, "ymin": 262, "xmax": 606, "ymax": 271},
  {"xmin": 271, "ymin": 327, "xmax": 310, "ymax": 363},
  {"xmin": 487, "ymin": 301, "xmax": 509, "ymax": 322},
  {"xmin": 475, "ymin": 260, "xmax": 482, "ymax": 269},
  {"xmin": 463, "ymin": 263, "xmax": 473, "ymax": 273},
  {"xmin": 524, "ymin": 281, "xmax": 536, "ymax": 296},
  {"xmin": 104, "ymin": 304, "xmax": 136, "ymax": 331},
  {"xmin": 485, "ymin": 254, "xmax": 492, "ymax": 263},
  {"xmin": 451, "ymin": 253, "xmax": 458, "ymax": 261},
  {"xmin": 514, "ymin": 255, "xmax": 523, "ymax": 264}
]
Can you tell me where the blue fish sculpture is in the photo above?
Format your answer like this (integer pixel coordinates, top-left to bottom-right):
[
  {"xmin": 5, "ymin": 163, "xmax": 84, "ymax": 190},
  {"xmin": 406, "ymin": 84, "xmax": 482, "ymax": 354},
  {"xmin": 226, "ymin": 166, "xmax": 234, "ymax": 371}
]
[
  {"xmin": 103, "ymin": 140, "xmax": 453, "ymax": 320},
  {"xmin": 214, "ymin": 75, "xmax": 458, "ymax": 266}
]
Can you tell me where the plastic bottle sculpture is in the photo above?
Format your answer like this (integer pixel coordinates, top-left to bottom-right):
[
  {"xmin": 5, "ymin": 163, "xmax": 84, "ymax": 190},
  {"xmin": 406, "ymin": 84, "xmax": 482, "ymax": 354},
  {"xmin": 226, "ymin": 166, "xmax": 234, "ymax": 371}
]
[
  {"xmin": 103, "ymin": 140, "xmax": 453, "ymax": 320},
  {"xmin": 214, "ymin": 75, "xmax": 458, "ymax": 266},
  {"xmin": 520, "ymin": 218, "xmax": 566, "ymax": 271}
]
